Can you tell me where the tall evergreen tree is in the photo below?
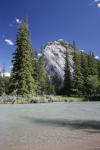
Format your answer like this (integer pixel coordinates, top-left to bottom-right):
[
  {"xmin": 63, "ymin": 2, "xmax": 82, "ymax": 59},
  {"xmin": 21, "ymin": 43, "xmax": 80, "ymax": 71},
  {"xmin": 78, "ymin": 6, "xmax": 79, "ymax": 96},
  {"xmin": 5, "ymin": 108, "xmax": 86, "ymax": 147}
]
[
  {"xmin": 0, "ymin": 65, "xmax": 10, "ymax": 95},
  {"xmin": 35, "ymin": 56, "xmax": 55, "ymax": 95},
  {"xmin": 87, "ymin": 52, "xmax": 98, "ymax": 75},
  {"xmin": 72, "ymin": 40, "xmax": 77, "ymax": 50},
  {"xmin": 80, "ymin": 52, "xmax": 100, "ymax": 96},
  {"xmin": 63, "ymin": 50, "xmax": 72, "ymax": 96},
  {"xmin": 72, "ymin": 42, "xmax": 84, "ymax": 96},
  {"xmin": 97, "ymin": 60, "xmax": 100, "ymax": 78},
  {"xmin": 80, "ymin": 52, "xmax": 89, "ymax": 95},
  {"xmin": 9, "ymin": 18, "xmax": 36, "ymax": 95},
  {"xmin": 0, "ymin": 72, "xmax": 3, "ymax": 96},
  {"xmin": 1, "ymin": 64, "xmax": 6, "ymax": 94}
]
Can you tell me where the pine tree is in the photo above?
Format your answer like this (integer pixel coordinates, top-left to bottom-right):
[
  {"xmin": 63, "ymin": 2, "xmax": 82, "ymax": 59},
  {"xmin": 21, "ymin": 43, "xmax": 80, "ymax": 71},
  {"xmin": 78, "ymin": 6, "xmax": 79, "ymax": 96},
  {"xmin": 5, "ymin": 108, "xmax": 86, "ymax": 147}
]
[
  {"xmin": 80, "ymin": 52, "xmax": 88, "ymax": 77},
  {"xmin": 63, "ymin": 50, "xmax": 72, "ymax": 96},
  {"xmin": 9, "ymin": 18, "xmax": 36, "ymax": 96},
  {"xmin": 72, "ymin": 42, "xmax": 84, "ymax": 96},
  {"xmin": 72, "ymin": 40, "xmax": 77, "ymax": 50},
  {"xmin": 0, "ymin": 72, "xmax": 3, "ymax": 96},
  {"xmin": 36, "ymin": 56, "xmax": 46, "ymax": 94},
  {"xmin": 80, "ymin": 52, "xmax": 99, "ymax": 96},
  {"xmin": 87, "ymin": 51, "xmax": 98, "ymax": 75},
  {"xmin": 36, "ymin": 56, "xmax": 55, "ymax": 95},
  {"xmin": 80, "ymin": 52, "xmax": 89, "ymax": 95},
  {"xmin": 0, "ymin": 65, "xmax": 10, "ymax": 95},
  {"xmin": 97, "ymin": 60, "xmax": 100, "ymax": 78},
  {"xmin": 1, "ymin": 64, "xmax": 6, "ymax": 94}
]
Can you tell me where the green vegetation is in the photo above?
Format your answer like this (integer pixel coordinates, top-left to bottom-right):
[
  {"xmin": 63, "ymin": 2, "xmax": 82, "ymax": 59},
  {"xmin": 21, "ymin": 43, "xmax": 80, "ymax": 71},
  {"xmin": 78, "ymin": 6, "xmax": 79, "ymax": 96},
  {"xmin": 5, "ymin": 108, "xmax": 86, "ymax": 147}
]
[
  {"xmin": 0, "ymin": 95, "xmax": 84, "ymax": 104},
  {"xmin": 0, "ymin": 65, "xmax": 9, "ymax": 95},
  {"xmin": 63, "ymin": 50, "xmax": 72, "ymax": 96},
  {"xmin": 9, "ymin": 18, "xmax": 36, "ymax": 95},
  {"xmin": 63, "ymin": 41, "xmax": 100, "ymax": 98},
  {"xmin": 8, "ymin": 18, "xmax": 54, "ymax": 98},
  {"xmin": 0, "ymin": 19, "xmax": 100, "ymax": 104},
  {"xmin": 34, "ymin": 56, "xmax": 55, "ymax": 95}
]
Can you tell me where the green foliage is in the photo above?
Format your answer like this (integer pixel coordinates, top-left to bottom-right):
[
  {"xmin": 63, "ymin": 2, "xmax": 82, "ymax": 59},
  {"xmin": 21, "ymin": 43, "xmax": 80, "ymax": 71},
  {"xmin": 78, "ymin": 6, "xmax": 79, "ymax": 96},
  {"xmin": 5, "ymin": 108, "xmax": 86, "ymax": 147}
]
[
  {"xmin": 0, "ymin": 75, "xmax": 10, "ymax": 96},
  {"xmin": 87, "ymin": 52, "xmax": 98, "ymax": 75},
  {"xmin": 9, "ymin": 18, "xmax": 36, "ymax": 96},
  {"xmin": 0, "ymin": 65, "xmax": 10, "ymax": 96},
  {"xmin": 97, "ymin": 60, "xmax": 100, "ymax": 78},
  {"xmin": 72, "ymin": 40, "xmax": 77, "ymax": 50},
  {"xmin": 80, "ymin": 52, "xmax": 88, "ymax": 77},
  {"xmin": 34, "ymin": 56, "xmax": 55, "ymax": 95},
  {"xmin": 72, "ymin": 44, "xmax": 84, "ymax": 95},
  {"xmin": 85, "ymin": 75, "xmax": 100, "ymax": 96},
  {"xmin": 63, "ymin": 41, "xmax": 100, "ymax": 98},
  {"xmin": 0, "ymin": 73, "xmax": 3, "ymax": 95},
  {"xmin": 63, "ymin": 51, "xmax": 72, "ymax": 96},
  {"xmin": 0, "ymin": 25, "xmax": 99, "ymax": 99}
]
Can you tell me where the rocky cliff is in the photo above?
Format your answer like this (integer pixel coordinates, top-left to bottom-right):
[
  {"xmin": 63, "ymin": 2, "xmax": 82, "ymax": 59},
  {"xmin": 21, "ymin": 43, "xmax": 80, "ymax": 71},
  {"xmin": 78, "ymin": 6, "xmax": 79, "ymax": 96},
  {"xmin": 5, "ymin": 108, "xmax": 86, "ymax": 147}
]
[{"xmin": 43, "ymin": 39, "xmax": 74, "ymax": 88}]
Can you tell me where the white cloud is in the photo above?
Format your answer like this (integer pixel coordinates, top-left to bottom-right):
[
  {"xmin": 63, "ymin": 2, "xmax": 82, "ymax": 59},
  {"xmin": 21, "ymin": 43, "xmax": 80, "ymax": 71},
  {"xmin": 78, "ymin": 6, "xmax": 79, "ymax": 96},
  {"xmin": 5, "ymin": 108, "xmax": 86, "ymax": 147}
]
[
  {"xmin": 90, "ymin": 0, "xmax": 100, "ymax": 6},
  {"xmin": 10, "ymin": 66, "xmax": 13, "ymax": 69},
  {"xmin": 5, "ymin": 72, "xmax": 10, "ymax": 77},
  {"xmin": 4, "ymin": 39, "xmax": 14, "ymax": 46},
  {"xmin": 38, "ymin": 53, "xmax": 42, "ymax": 57},
  {"xmin": 16, "ymin": 18, "xmax": 21, "ymax": 24},
  {"xmin": 97, "ymin": 3, "xmax": 100, "ymax": 7},
  {"xmin": 94, "ymin": 0, "xmax": 100, "ymax": 2},
  {"xmin": 95, "ymin": 55, "xmax": 99, "ymax": 59},
  {"xmin": 81, "ymin": 49, "xmax": 84, "ymax": 52},
  {"xmin": 1, "ymin": 72, "xmax": 10, "ymax": 77}
]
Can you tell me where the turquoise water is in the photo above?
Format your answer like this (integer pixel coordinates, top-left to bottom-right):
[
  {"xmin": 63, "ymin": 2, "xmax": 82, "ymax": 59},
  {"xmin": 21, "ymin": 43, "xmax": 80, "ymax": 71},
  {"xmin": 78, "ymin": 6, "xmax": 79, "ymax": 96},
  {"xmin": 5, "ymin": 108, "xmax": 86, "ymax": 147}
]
[{"xmin": 0, "ymin": 102, "xmax": 100, "ymax": 150}]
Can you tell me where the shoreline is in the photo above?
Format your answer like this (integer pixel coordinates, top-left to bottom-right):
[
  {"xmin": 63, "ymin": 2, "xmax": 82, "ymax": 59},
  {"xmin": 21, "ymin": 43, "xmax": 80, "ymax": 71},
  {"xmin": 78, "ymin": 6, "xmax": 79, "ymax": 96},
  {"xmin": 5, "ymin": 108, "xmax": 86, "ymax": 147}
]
[{"xmin": 0, "ymin": 95, "xmax": 99, "ymax": 104}]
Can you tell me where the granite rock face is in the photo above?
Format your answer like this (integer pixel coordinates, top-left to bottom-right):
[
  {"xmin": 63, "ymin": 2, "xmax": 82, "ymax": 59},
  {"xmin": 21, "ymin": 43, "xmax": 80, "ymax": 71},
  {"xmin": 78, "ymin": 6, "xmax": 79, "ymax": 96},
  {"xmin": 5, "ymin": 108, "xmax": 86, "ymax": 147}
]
[{"xmin": 43, "ymin": 39, "xmax": 74, "ymax": 88}]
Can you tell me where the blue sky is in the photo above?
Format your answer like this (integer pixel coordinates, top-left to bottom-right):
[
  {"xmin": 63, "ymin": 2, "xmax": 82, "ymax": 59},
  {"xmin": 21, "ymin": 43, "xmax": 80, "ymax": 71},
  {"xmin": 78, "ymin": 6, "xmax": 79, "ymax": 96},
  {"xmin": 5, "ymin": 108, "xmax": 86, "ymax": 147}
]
[{"xmin": 0, "ymin": 0, "xmax": 100, "ymax": 72}]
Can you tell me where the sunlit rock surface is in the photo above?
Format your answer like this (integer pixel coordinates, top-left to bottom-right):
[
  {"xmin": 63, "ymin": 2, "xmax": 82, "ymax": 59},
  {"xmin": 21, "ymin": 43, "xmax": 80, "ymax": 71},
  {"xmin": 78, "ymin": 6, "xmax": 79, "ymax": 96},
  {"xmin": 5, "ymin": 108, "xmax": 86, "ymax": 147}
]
[{"xmin": 43, "ymin": 39, "xmax": 74, "ymax": 88}]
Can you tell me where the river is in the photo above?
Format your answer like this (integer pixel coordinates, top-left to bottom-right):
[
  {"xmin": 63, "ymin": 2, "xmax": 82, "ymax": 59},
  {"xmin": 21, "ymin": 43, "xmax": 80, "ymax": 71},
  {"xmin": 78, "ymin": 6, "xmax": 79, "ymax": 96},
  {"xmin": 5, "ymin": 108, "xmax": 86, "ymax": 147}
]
[{"xmin": 0, "ymin": 102, "xmax": 100, "ymax": 150}]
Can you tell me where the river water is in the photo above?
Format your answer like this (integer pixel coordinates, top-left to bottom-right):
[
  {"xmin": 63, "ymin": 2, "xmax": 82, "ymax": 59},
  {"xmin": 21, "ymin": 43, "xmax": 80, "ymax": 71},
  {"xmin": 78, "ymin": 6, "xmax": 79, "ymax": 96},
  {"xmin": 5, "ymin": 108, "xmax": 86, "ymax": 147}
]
[{"xmin": 0, "ymin": 102, "xmax": 100, "ymax": 150}]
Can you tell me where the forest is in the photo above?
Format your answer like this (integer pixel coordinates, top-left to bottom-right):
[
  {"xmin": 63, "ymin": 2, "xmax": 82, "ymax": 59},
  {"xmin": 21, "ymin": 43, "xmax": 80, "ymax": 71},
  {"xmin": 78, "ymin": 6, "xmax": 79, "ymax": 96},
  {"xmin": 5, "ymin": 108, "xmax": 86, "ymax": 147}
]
[{"xmin": 0, "ymin": 18, "xmax": 100, "ymax": 102}]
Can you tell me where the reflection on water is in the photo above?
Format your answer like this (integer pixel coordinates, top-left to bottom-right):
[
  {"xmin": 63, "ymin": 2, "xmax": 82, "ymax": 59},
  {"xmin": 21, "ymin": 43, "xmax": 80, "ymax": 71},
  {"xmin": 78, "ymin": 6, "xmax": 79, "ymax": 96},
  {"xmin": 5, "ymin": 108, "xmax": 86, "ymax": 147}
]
[{"xmin": 0, "ymin": 102, "xmax": 100, "ymax": 150}]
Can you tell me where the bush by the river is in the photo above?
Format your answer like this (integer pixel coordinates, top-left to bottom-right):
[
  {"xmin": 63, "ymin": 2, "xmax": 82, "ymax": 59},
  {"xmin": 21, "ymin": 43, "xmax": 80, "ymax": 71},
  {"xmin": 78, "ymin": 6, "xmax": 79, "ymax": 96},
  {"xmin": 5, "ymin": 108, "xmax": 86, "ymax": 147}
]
[{"xmin": 0, "ymin": 94, "xmax": 84, "ymax": 104}]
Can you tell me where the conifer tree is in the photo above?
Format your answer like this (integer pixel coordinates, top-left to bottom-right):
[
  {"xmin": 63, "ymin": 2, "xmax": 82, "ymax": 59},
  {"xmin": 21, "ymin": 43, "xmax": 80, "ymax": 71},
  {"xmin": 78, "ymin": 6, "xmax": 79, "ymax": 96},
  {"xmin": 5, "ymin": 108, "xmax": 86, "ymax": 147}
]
[
  {"xmin": 80, "ymin": 52, "xmax": 89, "ymax": 95},
  {"xmin": 97, "ymin": 60, "xmax": 100, "ymax": 78},
  {"xmin": 72, "ymin": 42, "xmax": 84, "ymax": 96},
  {"xmin": 9, "ymin": 18, "xmax": 36, "ymax": 95},
  {"xmin": 72, "ymin": 40, "xmax": 77, "ymax": 50},
  {"xmin": 0, "ymin": 72, "xmax": 3, "ymax": 96},
  {"xmin": 0, "ymin": 65, "xmax": 10, "ymax": 95},
  {"xmin": 80, "ymin": 52, "xmax": 88, "ymax": 77},
  {"xmin": 87, "ymin": 52, "xmax": 98, "ymax": 75},
  {"xmin": 36, "ymin": 56, "xmax": 55, "ymax": 95},
  {"xmin": 1, "ymin": 64, "xmax": 6, "ymax": 94},
  {"xmin": 80, "ymin": 52, "xmax": 99, "ymax": 96},
  {"xmin": 36, "ymin": 56, "xmax": 47, "ymax": 94},
  {"xmin": 63, "ymin": 50, "xmax": 72, "ymax": 96}
]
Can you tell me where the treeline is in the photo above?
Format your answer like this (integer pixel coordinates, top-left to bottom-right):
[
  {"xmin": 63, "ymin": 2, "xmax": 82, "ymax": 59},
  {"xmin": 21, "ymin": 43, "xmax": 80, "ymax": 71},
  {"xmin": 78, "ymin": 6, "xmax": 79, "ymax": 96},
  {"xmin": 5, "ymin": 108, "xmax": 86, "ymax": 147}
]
[
  {"xmin": 63, "ymin": 41, "xmax": 100, "ymax": 97},
  {"xmin": 0, "ymin": 18, "xmax": 100, "ymax": 98},
  {"xmin": 8, "ymin": 18, "xmax": 55, "ymax": 96},
  {"xmin": 0, "ymin": 65, "xmax": 9, "ymax": 95},
  {"xmin": 0, "ymin": 18, "xmax": 55, "ymax": 96}
]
